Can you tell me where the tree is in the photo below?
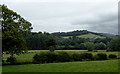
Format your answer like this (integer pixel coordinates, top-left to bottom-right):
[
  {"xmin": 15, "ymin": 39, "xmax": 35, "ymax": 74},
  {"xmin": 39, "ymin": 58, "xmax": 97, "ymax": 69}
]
[
  {"xmin": 108, "ymin": 38, "xmax": 120, "ymax": 51},
  {"xmin": 85, "ymin": 42, "xmax": 95, "ymax": 51},
  {"xmin": 2, "ymin": 5, "xmax": 33, "ymax": 56},
  {"xmin": 95, "ymin": 42, "xmax": 106, "ymax": 50},
  {"xmin": 45, "ymin": 38, "xmax": 56, "ymax": 52},
  {"xmin": 79, "ymin": 43, "xmax": 86, "ymax": 50},
  {"xmin": 25, "ymin": 33, "xmax": 54, "ymax": 50}
]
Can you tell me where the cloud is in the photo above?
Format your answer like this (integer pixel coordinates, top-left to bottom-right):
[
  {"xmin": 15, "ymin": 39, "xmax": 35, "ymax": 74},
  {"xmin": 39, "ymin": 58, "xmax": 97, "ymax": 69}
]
[{"xmin": 0, "ymin": 0, "xmax": 119, "ymax": 34}]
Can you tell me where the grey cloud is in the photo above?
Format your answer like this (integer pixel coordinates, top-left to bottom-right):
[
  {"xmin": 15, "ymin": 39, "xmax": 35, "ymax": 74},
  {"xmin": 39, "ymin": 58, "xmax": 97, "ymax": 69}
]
[{"xmin": 0, "ymin": 1, "xmax": 118, "ymax": 34}]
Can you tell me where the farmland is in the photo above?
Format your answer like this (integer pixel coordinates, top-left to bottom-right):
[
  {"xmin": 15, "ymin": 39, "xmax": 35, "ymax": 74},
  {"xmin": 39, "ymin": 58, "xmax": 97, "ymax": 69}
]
[
  {"xmin": 2, "ymin": 50, "xmax": 119, "ymax": 72},
  {"xmin": 2, "ymin": 50, "xmax": 119, "ymax": 62},
  {"xmin": 63, "ymin": 33, "xmax": 105, "ymax": 39},
  {"xmin": 2, "ymin": 59, "xmax": 119, "ymax": 72}
]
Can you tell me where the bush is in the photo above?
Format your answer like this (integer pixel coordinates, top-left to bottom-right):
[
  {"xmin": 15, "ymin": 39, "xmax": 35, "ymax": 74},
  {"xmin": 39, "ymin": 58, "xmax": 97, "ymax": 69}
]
[
  {"xmin": 49, "ymin": 46, "xmax": 55, "ymax": 52},
  {"xmin": 33, "ymin": 53, "xmax": 47, "ymax": 63},
  {"xmin": 80, "ymin": 53, "xmax": 93, "ymax": 60},
  {"xmin": 94, "ymin": 53, "xmax": 107, "ymax": 60},
  {"xmin": 33, "ymin": 52, "xmax": 58, "ymax": 63},
  {"xmin": 72, "ymin": 53, "xmax": 82, "ymax": 61},
  {"xmin": 109, "ymin": 54, "xmax": 117, "ymax": 59},
  {"xmin": 46, "ymin": 52, "xmax": 57, "ymax": 63},
  {"xmin": 33, "ymin": 52, "xmax": 109, "ymax": 64},
  {"xmin": 57, "ymin": 52, "xmax": 71, "ymax": 62},
  {"xmin": 6, "ymin": 56, "xmax": 17, "ymax": 64},
  {"xmin": 33, "ymin": 54, "xmax": 40, "ymax": 63}
]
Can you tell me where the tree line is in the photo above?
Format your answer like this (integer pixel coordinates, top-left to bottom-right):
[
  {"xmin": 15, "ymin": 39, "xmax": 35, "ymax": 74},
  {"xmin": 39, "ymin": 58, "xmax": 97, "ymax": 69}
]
[{"xmin": 25, "ymin": 33, "xmax": 120, "ymax": 51}]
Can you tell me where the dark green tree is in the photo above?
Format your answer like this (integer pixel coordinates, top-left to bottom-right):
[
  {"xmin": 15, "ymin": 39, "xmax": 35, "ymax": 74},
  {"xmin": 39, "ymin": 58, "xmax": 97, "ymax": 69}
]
[
  {"xmin": 108, "ymin": 38, "xmax": 120, "ymax": 51},
  {"xmin": 2, "ymin": 5, "xmax": 33, "ymax": 56},
  {"xmin": 85, "ymin": 42, "xmax": 95, "ymax": 51},
  {"xmin": 45, "ymin": 38, "xmax": 56, "ymax": 52},
  {"xmin": 95, "ymin": 42, "xmax": 106, "ymax": 50}
]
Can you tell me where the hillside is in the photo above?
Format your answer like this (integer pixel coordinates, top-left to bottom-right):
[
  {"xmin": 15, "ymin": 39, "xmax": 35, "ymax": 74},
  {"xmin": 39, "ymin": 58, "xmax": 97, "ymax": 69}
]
[
  {"xmin": 63, "ymin": 33, "xmax": 105, "ymax": 39},
  {"xmin": 52, "ymin": 30, "xmax": 119, "ymax": 39}
]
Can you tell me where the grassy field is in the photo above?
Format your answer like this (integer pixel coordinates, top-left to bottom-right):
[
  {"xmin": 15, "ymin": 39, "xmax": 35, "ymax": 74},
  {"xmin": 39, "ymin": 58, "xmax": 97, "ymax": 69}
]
[
  {"xmin": 2, "ymin": 60, "xmax": 119, "ymax": 72},
  {"xmin": 3, "ymin": 50, "xmax": 119, "ymax": 62},
  {"xmin": 63, "ymin": 33, "xmax": 105, "ymax": 39}
]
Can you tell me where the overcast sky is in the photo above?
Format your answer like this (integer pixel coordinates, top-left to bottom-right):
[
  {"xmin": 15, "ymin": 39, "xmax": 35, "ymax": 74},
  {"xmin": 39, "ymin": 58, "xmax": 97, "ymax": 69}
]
[{"xmin": 0, "ymin": 0, "xmax": 119, "ymax": 34}]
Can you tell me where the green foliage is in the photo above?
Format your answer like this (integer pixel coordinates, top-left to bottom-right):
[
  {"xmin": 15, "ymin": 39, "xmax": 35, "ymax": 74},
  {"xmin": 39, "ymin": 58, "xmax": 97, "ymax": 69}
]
[
  {"xmin": 79, "ymin": 43, "xmax": 87, "ymax": 50},
  {"xmin": 33, "ymin": 53, "xmax": 47, "ymax": 63},
  {"xmin": 45, "ymin": 38, "xmax": 56, "ymax": 52},
  {"xmin": 25, "ymin": 33, "xmax": 55, "ymax": 50},
  {"xmin": 94, "ymin": 53, "xmax": 107, "ymax": 60},
  {"xmin": 57, "ymin": 52, "xmax": 71, "ymax": 62},
  {"xmin": 45, "ymin": 52, "xmax": 57, "ymax": 63},
  {"xmin": 94, "ymin": 38, "xmax": 108, "ymax": 44},
  {"xmin": 33, "ymin": 52, "xmax": 111, "ymax": 64},
  {"xmin": 2, "ymin": 5, "xmax": 33, "ymax": 56},
  {"xmin": 49, "ymin": 46, "xmax": 55, "ymax": 52},
  {"xmin": 109, "ymin": 54, "xmax": 117, "ymax": 59},
  {"xmin": 95, "ymin": 42, "xmax": 106, "ymax": 50},
  {"xmin": 80, "ymin": 53, "xmax": 93, "ymax": 60},
  {"xmin": 85, "ymin": 42, "xmax": 95, "ymax": 51},
  {"xmin": 108, "ymin": 38, "xmax": 120, "ymax": 51},
  {"xmin": 72, "ymin": 53, "xmax": 82, "ymax": 61},
  {"xmin": 33, "ymin": 52, "xmax": 58, "ymax": 63},
  {"xmin": 6, "ymin": 56, "xmax": 17, "ymax": 64}
]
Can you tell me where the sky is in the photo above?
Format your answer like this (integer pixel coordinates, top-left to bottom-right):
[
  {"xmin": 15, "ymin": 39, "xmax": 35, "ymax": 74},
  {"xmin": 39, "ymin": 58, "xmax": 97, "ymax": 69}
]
[{"xmin": 0, "ymin": 0, "xmax": 119, "ymax": 34}]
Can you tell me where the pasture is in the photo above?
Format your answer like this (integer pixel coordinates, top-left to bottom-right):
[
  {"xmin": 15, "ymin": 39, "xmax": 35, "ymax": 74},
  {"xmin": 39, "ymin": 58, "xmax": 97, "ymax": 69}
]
[
  {"xmin": 62, "ymin": 33, "xmax": 105, "ymax": 39},
  {"xmin": 2, "ymin": 50, "xmax": 119, "ymax": 72},
  {"xmin": 2, "ymin": 50, "xmax": 119, "ymax": 62},
  {"xmin": 2, "ymin": 60, "xmax": 119, "ymax": 72}
]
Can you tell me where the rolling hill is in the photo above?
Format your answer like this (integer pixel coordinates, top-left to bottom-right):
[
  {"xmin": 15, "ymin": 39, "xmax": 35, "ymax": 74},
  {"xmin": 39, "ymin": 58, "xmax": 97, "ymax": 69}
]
[{"xmin": 52, "ymin": 30, "xmax": 119, "ymax": 39}]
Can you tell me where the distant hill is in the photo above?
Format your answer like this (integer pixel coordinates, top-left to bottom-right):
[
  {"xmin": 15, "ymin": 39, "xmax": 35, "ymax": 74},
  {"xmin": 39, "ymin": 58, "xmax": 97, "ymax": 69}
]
[
  {"xmin": 63, "ymin": 33, "xmax": 105, "ymax": 39},
  {"xmin": 52, "ymin": 30, "xmax": 119, "ymax": 39}
]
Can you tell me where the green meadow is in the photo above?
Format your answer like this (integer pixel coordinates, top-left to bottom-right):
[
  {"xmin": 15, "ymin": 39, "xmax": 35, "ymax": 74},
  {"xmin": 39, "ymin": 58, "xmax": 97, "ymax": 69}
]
[
  {"xmin": 2, "ymin": 50, "xmax": 119, "ymax": 62},
  {"xmin": 3, "ymin": 59, "xmax": 119, "ymax": 72}
]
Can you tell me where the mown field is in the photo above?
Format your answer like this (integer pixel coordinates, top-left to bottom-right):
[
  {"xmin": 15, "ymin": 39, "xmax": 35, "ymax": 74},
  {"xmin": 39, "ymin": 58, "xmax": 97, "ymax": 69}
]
[
  {"xmin": 2, "ymin": 60, "xmax": 119, "ymax": 72},
  {"xmin": 2, "ymin": 50, "xmax": 119, "ymax": 62}
]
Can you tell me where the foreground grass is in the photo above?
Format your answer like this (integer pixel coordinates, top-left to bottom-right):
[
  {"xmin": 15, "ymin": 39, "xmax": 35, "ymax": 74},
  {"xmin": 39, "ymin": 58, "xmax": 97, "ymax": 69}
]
[
  {"xmin": 2, "ymin": 60, "xmax": 119, "ymax": 72},
  {"xmin": 3, "ymin": 50, "xmax": 119, "ymax": 62}
]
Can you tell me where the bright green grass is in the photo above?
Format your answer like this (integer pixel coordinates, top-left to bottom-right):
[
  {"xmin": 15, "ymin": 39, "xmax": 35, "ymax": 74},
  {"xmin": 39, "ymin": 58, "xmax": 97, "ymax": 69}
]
[
  {"xmin": 3, "ymin": 50, "xmax": 119, "ymax": 62},
  {"xmin": 77, "ymin": 33, "xmax": 105, "ymax": 39},
  {"xmin": 2, "ymin": 60, "xmax": 119, "ymax": 72},
  {"xmin": 63, "ymin": 33, "xmax": 105, "ymax": 39}
]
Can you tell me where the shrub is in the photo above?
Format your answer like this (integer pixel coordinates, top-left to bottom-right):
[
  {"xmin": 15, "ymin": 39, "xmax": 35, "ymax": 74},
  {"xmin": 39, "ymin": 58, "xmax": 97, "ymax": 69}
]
[
  {"xmin": 46, "ymin": 52, "xmax": 57, "ymax": 63},
  {"xmin": 57, "ymin": 52, "xmax": 71, "ymax": 62},
  {"xmin": 6, "ymin": 56, "xmax": 17, "ymax": 64},
  {"xmin": 49, "ymin": 46, "xmax": 55, "ymax": 52},
  {"xmin": 33, "ymin": 54, "xmax": 40, "ymax": 63},
  {"xmin": 80, "ymin": 53, "xmax": 93, "ymax": 60},
  {"xmin": 109, "ymin": 54, "xmax": 117, "ymax": 59},
  {"xmin": 72, "ymin": 53, "xmax": 82, "ymax": 61},
  {"xmin": 94, "ymin": 53, "xmax": 107, "ymax": 60},
  {"xmin": 33, "ymin": 53, "xmax": 47, "ymax": 63}
]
